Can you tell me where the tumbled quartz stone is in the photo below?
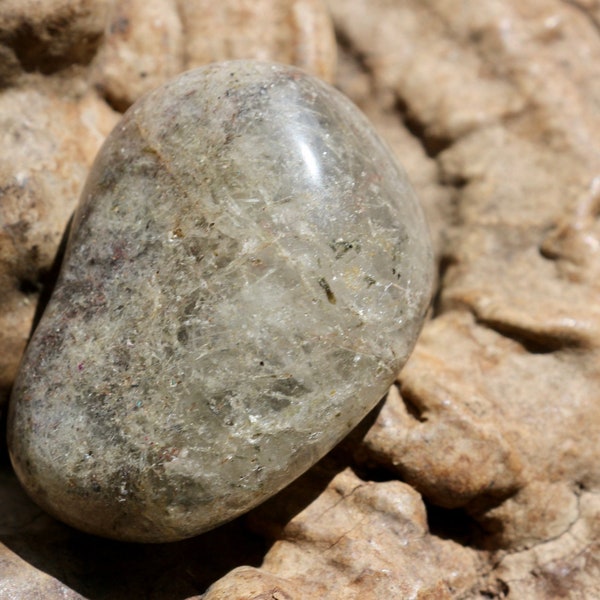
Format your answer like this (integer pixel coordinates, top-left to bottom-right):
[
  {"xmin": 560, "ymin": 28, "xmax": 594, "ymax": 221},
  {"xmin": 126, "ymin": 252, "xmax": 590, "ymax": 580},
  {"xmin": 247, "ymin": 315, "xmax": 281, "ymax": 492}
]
[{"xmin": 8, "ymin": 61, "xmax": 434, "ymax": 542}]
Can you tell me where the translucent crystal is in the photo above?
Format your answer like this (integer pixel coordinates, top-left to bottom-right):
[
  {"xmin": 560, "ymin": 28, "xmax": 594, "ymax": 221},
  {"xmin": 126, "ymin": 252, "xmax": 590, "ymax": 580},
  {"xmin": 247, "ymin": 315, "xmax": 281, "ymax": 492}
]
[{"xmin": 9, "ymin": 61, "xmax": 434, "ymax": 542}]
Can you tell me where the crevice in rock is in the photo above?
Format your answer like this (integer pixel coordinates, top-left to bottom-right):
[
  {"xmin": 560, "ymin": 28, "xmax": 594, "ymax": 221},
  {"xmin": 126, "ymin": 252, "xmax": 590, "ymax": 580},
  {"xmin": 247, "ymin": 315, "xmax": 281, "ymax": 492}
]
[
  {"xmin": 332, "ymin": 25, "xmax": 380, "ymax": 114},
  {"xmin": 333, "ymin": 26, "xmax": 373, "ymax": 81},
  {"xmin": 394, "ymin": 96, "xmax": 454, "ymax": 159},
  {"xmin": 0, "ymin": 409, "xmax": 9, "ymax": 461},
  {"xmin": 425, "ymin": 502, "xmax": 486, "ymax": 549},
  {"xmin": 399, "ymin": 385, "xmax": 428, "ymax": 423},
  {"xmin": 350, "ymin": 462, "xmax": 399, "ymax": 485},
  {"xmin": 28, "ymin": 216, "xmax": 71, "ymax": 337},
  {"xmin": 9, "ymin": 22, "xmax": 103, "ymax": 75},
  {"xmin": 94, "ymin": 86, "xmax": 131, "ymax": 114},
  {"xmin": 430, "ymin": 253, "xmax": 458, "ymax": 319},
  {"xmin": 477, "ymin": 577, "xmax": 511, "ymax": 599},
  {"xmin": 474, "ymin": 315, "xmax": 583, "ymax": 354},
  {"xmin": 439, "ymin": 171, "xmax": 470, "ymax": 191},
  {"xmin": 335, "ymin": 24, "xmax": 456, "ymax": 160},
  {"xmin": 17, "ymin": 277, "xmax": 43, "ymax": 297}
]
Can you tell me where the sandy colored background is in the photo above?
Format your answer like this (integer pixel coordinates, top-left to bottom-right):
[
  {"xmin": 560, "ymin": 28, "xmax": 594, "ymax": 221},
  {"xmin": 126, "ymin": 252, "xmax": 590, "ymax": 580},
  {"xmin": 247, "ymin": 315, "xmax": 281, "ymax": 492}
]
[{"xmin": 1, "ymin": 0, "xmax": 599, "ymax": 598}]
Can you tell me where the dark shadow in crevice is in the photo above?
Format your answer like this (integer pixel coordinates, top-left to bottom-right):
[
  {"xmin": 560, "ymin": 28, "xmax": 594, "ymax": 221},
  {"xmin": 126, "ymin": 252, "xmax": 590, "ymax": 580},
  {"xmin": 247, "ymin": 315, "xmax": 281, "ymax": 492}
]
[
  {"xmin": 425, "ymin": 502, "xmax": 487, "ymax": 549},
  {"xmin": 400, "ymin": 388, "xmax": 428, "ymax": 423},
  {"xmin": 0, "ymin": 413, "xmax": 11, "ymax": 466},
  {"xmin": 17, "ymin": 277, "xmax": 43, "ymax": 297},
  {"xmin": 475, "ymin": 316, "xmax": 584, "ymax": 355},
  {"xmin": 350, "ymin": 461, "xmax": 398, "ymax": 485},
  {"xmin": 430, "ymin": 253, "xmax": 458, "ymax": 319},
  {"xmin": 28, "ymin": 215, "xmax": 71, "ymax": 337},
  {"xmin": 333, "ymin": 26, "xmax": 373, "ymax": 79},
  {"xmin": 440, "ymin": 171, "xmax": 470, "ymax": 190},
  {"xmin": 427, "ymin": 485, "xmax": 528, "ymax": 553},
  {"xmin": 9, "ymin": 24, "xmax": 102, "ymax": 75},
  {"xmin": 479, "ymin": 578, "xmax": 510, "ymax": 599},
  {"xmin": 95, "ymin": 88, "xmax": 131, "ymax": 115},
  {"xmin": 395, "ymin": 97, "xmax": 453, "ymax": 159}
]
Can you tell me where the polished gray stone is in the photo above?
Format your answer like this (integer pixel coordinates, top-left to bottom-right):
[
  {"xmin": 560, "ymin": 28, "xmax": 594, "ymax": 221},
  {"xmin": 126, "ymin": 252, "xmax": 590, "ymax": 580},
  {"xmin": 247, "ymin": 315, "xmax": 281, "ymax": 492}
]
[{"xmin": 9, "ymin": 61, "xmax": 434, "ymax": 542}]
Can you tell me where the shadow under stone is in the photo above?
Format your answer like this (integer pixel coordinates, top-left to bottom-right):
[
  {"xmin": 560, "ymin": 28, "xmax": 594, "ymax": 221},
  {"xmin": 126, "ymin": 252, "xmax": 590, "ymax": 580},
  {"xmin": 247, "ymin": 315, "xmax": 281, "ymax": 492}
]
[
  {"xmin": 0, "ymin": 436, "xmax": 267, "ymax": 599},
  {"xmin": 0, "ymin": 399, "xmax": 385, "ymax": 598}
]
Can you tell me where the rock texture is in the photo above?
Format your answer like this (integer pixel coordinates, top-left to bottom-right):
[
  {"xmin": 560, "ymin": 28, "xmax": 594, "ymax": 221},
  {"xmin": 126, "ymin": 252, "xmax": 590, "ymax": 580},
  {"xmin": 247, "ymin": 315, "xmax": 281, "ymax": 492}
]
[
  {"xmin": 1, "ymin": 0, "xmax": 600, "ymax": 598},
  {"xmin": 91, "ymin": 0, "xmax": 336, "ymax": 111},
  {"xmin": 8, "ymin": 61, "xmax": 433, "ymax": 543},
  {"xmin": 204, "ymin": 465, "xmax": 481, "ymax": 599}
]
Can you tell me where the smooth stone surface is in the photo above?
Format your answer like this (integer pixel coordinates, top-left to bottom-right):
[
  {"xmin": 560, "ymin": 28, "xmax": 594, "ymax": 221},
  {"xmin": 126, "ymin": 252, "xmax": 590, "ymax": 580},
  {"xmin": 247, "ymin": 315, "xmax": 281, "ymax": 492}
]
[{"xmin": 8, "ymin": 61, "xmax": 434, "ymax": 542}]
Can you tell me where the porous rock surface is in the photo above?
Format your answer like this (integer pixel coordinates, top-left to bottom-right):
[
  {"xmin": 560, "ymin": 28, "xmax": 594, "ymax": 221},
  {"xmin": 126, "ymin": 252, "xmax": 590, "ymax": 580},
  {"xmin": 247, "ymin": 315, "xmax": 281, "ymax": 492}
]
[
  {"xmin": 92, "ymin": 0, "xmax": 336, "ymax": 111},
  {"xmin": 204, "ymin": 466, "xmax": 481, "ymax": 599},
  {"xmin": 1, "ymin": 0, "xmax": 600, "ymax": 598}
]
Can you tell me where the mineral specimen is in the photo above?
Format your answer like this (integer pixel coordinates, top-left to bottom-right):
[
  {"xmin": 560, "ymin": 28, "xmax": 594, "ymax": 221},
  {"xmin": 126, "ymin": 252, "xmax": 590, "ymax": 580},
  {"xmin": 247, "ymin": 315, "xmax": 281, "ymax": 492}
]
[{"xmin": 8, "ymin": 61, "xmax": 434, "ymax": 542}]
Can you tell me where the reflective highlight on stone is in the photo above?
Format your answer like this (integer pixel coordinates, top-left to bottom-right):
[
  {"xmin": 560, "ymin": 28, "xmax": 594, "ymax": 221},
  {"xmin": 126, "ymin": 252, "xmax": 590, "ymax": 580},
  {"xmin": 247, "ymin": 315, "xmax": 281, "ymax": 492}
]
[{"xmin": 8, "ymin": 61, "xmax": 434, "ymax": 542}]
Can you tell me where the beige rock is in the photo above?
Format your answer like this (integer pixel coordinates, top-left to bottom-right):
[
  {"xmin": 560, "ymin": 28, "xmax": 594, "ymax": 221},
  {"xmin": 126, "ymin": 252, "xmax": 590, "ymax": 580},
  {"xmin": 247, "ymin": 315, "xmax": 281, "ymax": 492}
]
[
  {"xmin": 92, "ymin": 0, "xmax": 337, "ymax": 111},
  {"xmin": 489, "ymin": 491, "xmax": 600, "ymax": 599},
  {"xmin": 204, "ymin": 467, "xmax": 480, "ymax": 599},
  {"xmin": 0, "ymin": 543, "xmax": 84, "ymax": 599},
  {"xmin": 199, "ymin": 567, "xmax": 300, "ymax": 599},
  {"xmin": 359, "ymin": 309, "xmax": 600, "ymax": 548},
  {"xmin": 328, "ymin": 0, "xmax": 525, "ymax": 135},
  {"xmin": 328, "ymin": 0, "xmax": 600, "ymax": 593},
  {"xmin": 357, "ymin": 376, "xmax": 525, "ymax": 510},
  {"xmin": 0, "ymin": 80, "xmax": 118, "ymax": 404},
  {"xmin": 477, "ymin": 481, "xmax": 579, "ymax": 550},
  {"xmin": 179, "ymin": 0, "xmax": 336, "ymax": 81},
  {"xmin": 328, "ymin": 0, "xmax": 600, "ymax": 562},
  {"xmin": 91, "ymin": 0, "xmax": 184, "ymax": 111}
]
